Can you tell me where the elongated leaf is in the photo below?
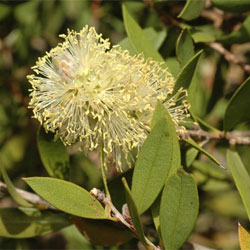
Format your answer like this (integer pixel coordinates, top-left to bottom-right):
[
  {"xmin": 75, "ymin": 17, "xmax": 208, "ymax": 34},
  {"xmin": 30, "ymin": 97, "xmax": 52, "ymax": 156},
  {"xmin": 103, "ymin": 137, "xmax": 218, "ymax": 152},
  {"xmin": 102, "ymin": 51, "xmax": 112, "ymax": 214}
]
[
  {"xmin": 165, "ymin": 57, "xmax": 179, "ymax": 79},
  {"xmin": 239, "ymin": 223, "xmax": 250, "ymax": 249},
  {"xmin": 160, "ymin": 169, "xmax": 199, "ymax": 250},
  {"xmin": 0, "ymin": 207, "xmax": 70, "ymax": 238},
  {"xmin": 122, "ymin": 4, "xmax": 164, "ymax": 62},
  {"xmin": 132, "ymin": 103, "xmax": 180, "ymax": 214},
  {"xmin": 227, "ymin": 149, "xmax": 250, "ymax": 221},
  {"xmin": 192, "ymin": 114, "xmax": 220, "ymax": 132},
  {"xmin": 38, "ymin": 127, "xmax": 69, "ymax": 179},
  {"xmin": 183, "ymin": 138, "xmax": 221, "ymax": 167},
  {"xmin": 212, "ymin": 0, "xmax": 250, "ymax": 13},
  {"xmin": 144, "ymin": 28, "xmax": 167, "ymax": 51},
  {"xmin": 178, "ymin": 0, "xmax": 206, "ymax": 21},
  {"xmin": 219, "ymin": 16, "xmax": 250, "ymax": 44},
  {"xmin": 185, "ymin": 140, "xmax": 207, "ymax": 167},
  {"xmin": 0, "ymin": 160, "xmax": 32, "ymax": 207},
  {"xmin": 176, "ymin": 29, "xmax": 194, "ymax": 68},
  {"xmin": 191, "ymin": 25, "xmax": 223, "ymax": 43},
  {"xmin": 122, "ymin": 178, "xmax": 147, "ymax": 246},
  {"xmin": 151, "ymin": 195, "xmax": 161, "ymax": 235},
  {"xmin": 173, "ymin": 50, "xmax": 203, "ymax": 94},
  {"xmin": 24, "ymin": 177, "xmax": 106, "ymax": 219},
  {"xmin": 120, "ymin": 27, "xmax": 167, "ymax": 56},
  {"xmin": 224, "ymin": 76, "xmax": 250, "ymax": 131}
]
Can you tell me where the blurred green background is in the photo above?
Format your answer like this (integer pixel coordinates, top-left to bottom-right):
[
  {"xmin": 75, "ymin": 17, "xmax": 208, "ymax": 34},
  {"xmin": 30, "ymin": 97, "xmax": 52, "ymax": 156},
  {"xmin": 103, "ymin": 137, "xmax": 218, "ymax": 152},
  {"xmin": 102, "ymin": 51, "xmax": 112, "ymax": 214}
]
[{"xmin": 1, "ymin": 0, "xmax": 250, "ymax": 249}]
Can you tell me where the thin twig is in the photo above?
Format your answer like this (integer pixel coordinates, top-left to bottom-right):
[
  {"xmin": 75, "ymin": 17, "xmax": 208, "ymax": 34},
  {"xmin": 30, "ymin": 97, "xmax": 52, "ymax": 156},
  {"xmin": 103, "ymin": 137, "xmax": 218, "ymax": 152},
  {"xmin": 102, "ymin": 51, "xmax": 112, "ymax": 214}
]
[
  {"xmin": 0, "ymin": 181, "xmax": 55, "ymax": 209},
  {"xmin": 206, "ymin": 42, "xmax": 250, "ymax": 74},
  {"xmin": 99, "ymin": 144, "xmax": 111, "ymax": 200},
  {"xmin": 184, "ymin": 129, "xmax": 250, "ymax": 145},
  {"xmin": 90, "ymin": 188, "xmax": 160, "ymax": 250},
  {"xmin": 201, "ymin": 9, "xmax": 223, "ymax": 28}
]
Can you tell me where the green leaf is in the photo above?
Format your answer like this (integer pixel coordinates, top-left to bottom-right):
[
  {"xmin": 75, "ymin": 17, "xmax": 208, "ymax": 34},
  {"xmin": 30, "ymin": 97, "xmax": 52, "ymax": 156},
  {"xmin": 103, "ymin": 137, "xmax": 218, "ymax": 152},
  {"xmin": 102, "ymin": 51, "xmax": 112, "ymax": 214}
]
[
  {"xmin": 192, "ymin": 32, "xmax": 215, "ymax": 43},
  {"xmin": 151, "ymin": 195, "xmax": 161, "ymax": 235},
  {"xmin": 176, "ymin": 29, "xmax": 195, "ymax": 68},
  {"xmin": 173, "ymin": 50, "xmax": 203, "ymax": 94},
  {"xmin": 212, "ymin": 0, "xmax": 250, "ymax": 13},
  {"xmin": 122, "ymin": 4, "xmax": 164, "ymax": 62},
  {"xmin": 108, "ymin": 169, "xmax": 133, "ymax": 211},
  {"xmin": 160, "ymin": 169, "xmax": 199, "ymax": 250},
  {"xmin": 37, "ymin": 127, "xmax": 69, "ymax": 179},
  {"xmin": 143, "ymin": 28, "xmax": 167, "ymax": 51},
  {"xmin": 239, "ymin": 223, "xmax": 250, "ymax": 250},
  {"xmin": 190, "ymin": 25, "xmax": 223, "ymax": 43},
  {"xmin": 219, "ymin": 16, "xmax": 250, "ymax": 44},
  {"xmin": 24, "ymin": 177, "xmax": 106, "ymax": 219},
  {"xmin": 119, "ymin": 37, "xmax": 136, "ymax": 55},
  {"xmin": 192, "ymin": 160, "xmax": 228, "ymax": 180},
  {"xmin": 132, "ymin": 103, "xmax": 180, "ymax": 214},
  {"xmin": 0, "ymin": 207, "xmax": 71, "ymax": 238},
  {"xmin": 183, "ymin": 138, "xmax": 221, "ymax": 167},
  {"xmin": 185, "ymin": 140, "xmax": 207, "ymax": 167},
  {"xmin": 178, "ymin": 0, "xmax": 206, "ymax": 21},
  {"xmin": 227, "ymin": 149, "xmax": 250, "ymax": 221},
  {"xmin": 120, "ymin": 27, "xmax": 167, "ymax": 56},
  {"xmin": 0, "ymin": 160, "xmax": 32, "ymax": 207},
  {"xmin": 192, "ymin": 114, "xmax": 220, "ymax": 132},
  {"xmin": 165, "ymin": 57, "xmax": 179, "ymax": 79},
  {"xmin": 122, "ymin": 178, "xmax": 147, "ymax": 246},
  {"xmin": 224, "ymin": 76, "xmax": 250, "ymax": 131}
]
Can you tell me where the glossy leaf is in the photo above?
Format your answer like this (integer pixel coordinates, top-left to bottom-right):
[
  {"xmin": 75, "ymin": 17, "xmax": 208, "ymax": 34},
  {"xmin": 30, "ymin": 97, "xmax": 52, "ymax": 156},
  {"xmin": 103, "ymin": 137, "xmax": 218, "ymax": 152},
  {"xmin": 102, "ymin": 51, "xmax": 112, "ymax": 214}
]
[
  {"xmin": 73, "ymin": 217, "xmax": 132, "ymax": 247},
  {"xmin": 219, "ymin": 16, "xmax": 250, "ymax": 44},
  {"xmin": 24, "ymin": 177, "xmax": 106, "ymax": 219},
  {"xmin": 224, "ymin": 76, "xmax": 250, "ymax": 131},
  {"xmin": 176, "ymin": 29, "xmax": 194, "ymax": 68},
  {"xmin": 0, "ymin": 160, "xmax": 32, "ymax": 207},
  {"xmin": 178, "ymin": 0, "xmax": 206, "ymax": 21},
  {"xmin": 122, "ymin": 178, "xmax": 147, "ymax": 246},
  {"xmin": 239, "ymin": 223, "xmax": 250, "ymax": 249},
  {"xmin": 0, "ymin": 207, "xmax": 70, "ymax": 238},
  {"xmin": 173, "ymin": 50, "xmax": 203, "ymax": 94},
  {"xmin": 122, "ymin": 4, "xmax": 164, "ymax": 62},
  {"xmin": 212, "ymin": 0, "xmax": 250, "ymax": 13},
  {"xmin": 160, "ymin": 169, "xmax": 199, "ymax": 250},
  {"xmin": 183, "ymin": 138, "xmax": 221, "ymax": 167},
  {"xmin": 227, "ymin": 149, "xmax": 250, "ymax": 221},
  {"xmin": 132, "ymin": 103, "xmax": 180, "ymax": 214},
  {"xmin": 38, "ymin": 127, "xmax": 69, "ymax": 179}
]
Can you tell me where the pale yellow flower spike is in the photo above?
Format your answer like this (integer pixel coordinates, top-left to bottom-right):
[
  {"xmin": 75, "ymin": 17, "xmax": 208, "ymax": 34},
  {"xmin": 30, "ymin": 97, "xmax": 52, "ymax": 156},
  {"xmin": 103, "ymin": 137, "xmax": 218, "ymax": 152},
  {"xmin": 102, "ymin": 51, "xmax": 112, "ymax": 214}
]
[{"xmin": 28, "ymin": 25, "xmax": 190, "ymax": 171}]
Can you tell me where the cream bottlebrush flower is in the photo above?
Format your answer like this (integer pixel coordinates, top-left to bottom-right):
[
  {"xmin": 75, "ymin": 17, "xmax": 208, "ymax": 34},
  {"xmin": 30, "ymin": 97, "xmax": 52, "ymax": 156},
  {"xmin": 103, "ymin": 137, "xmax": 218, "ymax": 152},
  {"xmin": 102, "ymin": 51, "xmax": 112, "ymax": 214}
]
[
  {"xmin": 28, "ymin": 26, "xmax": 148, "ymax": 170},
  {"xmin": 111, "ymin": 48, "xmax": 190, "ymax": 135},
  {"xmin": 28, "ymin": 25, "xmax": 190, "ymax": 171}
]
